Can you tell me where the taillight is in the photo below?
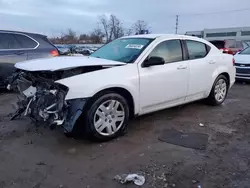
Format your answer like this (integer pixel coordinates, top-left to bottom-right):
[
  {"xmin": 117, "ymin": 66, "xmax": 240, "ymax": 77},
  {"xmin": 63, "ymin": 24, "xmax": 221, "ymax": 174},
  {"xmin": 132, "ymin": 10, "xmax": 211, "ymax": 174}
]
[
  {"xmin": 232, "ymin": 58, "xmax": 235, "ymax": 66},
  {"xmin": 220, "ymin": 48, "xmax": 233, "ymax": 54},
  {"xmin": 50, "ymin": 49, "xmax": 59, "ymax": 57}
]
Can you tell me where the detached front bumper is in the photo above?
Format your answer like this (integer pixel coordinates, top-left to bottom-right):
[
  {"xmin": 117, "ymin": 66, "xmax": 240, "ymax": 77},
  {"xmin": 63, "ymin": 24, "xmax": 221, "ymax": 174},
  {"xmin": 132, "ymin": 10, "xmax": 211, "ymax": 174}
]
[
  {"xmin": 8, "ymin": 72, "xmax": 88, "ymax": 133},
  {"xmin": 62, "ymin": 98, "xmax": 87, "ymax": 132}
]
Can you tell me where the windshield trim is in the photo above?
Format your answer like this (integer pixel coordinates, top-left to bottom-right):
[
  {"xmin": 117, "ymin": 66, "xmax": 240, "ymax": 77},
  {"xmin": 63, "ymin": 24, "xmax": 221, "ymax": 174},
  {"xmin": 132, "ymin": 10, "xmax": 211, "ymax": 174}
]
[{"xmin": 90, "ymin": 37, "xmax": 154, "ymax": 63}]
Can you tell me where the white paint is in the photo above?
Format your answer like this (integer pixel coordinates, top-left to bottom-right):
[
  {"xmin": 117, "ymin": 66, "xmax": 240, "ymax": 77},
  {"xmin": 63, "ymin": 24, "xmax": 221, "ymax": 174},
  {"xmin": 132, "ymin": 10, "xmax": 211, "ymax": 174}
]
[
  {"xmin": 16, "ymin": 34, "xmax": 236, "ymax": 116},
  {"xmin": 15, "ymin": 56, "xmax": 125, "ymax": 71}
]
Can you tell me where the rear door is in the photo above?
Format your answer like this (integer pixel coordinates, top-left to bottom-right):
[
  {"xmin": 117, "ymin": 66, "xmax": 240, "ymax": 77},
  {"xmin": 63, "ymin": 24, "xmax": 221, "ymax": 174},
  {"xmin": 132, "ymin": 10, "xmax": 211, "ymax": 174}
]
[
  {"xmin": 184, "ymin": 39, "xmax": 215, "ymax": 101},
  {"xmin": 0, "ymin": 32, "xmax": 28, "ymax": 63}
]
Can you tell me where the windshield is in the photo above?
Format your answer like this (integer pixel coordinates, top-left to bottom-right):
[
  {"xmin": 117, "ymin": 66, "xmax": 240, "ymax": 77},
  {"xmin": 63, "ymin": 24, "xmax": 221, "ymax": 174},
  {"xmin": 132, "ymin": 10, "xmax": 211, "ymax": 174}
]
[
  {"xmin": 90, "ymin": 38, "xmax": 153, "ymax": 63},
  {"xmin": 239, "ymin": 47, "xmax": 250, "ymax": 55}
]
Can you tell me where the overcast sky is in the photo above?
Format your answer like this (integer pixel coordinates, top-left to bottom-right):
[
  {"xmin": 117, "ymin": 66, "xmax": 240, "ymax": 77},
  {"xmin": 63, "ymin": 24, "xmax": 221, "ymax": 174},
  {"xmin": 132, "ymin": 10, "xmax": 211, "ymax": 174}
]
[{"xmin": 0, "ymin": 0, "xmax": 250, "ymax": 36}]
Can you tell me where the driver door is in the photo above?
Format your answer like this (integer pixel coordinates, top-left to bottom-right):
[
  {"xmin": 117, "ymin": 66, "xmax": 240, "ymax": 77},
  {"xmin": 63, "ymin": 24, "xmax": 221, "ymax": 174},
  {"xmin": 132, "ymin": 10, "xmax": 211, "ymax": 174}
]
[{"xmin": 138, "ymin": 39, "xmax": 189, "ymax": 115}]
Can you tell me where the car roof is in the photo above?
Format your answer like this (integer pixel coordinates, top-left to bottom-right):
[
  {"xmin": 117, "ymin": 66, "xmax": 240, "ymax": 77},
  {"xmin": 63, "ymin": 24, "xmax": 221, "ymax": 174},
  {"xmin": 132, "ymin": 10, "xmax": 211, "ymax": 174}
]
[
  {"xmin": 121, "ymin": 34, "xmax": 209, "ymax": 44},
  {"xmin": 0, "ymin": 30, "xmax": 46, "ymax": 37},
  {"xmin": 122, "ymin": 34, "xmax": 196, "ymax": 39}
]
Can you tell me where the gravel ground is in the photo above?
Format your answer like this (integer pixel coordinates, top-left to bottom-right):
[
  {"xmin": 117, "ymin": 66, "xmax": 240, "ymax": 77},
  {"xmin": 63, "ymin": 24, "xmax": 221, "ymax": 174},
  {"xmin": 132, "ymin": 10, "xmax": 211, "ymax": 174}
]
[{"xmin": 0, "ymin": 83, "xmax": 250, "ymax": 188}]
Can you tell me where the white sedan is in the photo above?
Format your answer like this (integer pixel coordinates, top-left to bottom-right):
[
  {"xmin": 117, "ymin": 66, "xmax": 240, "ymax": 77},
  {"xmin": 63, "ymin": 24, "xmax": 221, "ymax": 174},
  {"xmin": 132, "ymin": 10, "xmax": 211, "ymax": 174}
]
[{"xmin": 9, "ymin": 34, "xmax": 235, "ymax": 141}]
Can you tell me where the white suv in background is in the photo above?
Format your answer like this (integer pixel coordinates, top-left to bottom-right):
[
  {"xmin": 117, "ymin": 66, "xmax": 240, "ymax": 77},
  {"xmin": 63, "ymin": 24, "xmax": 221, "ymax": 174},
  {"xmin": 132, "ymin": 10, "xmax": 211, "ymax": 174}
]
[{"xmin": 10, "ymin": 34, "xmax": 235, "ymax": 141}]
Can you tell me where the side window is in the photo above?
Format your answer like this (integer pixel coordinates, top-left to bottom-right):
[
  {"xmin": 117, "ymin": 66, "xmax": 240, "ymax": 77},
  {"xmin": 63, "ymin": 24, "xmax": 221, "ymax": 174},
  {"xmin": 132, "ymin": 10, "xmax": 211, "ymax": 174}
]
[
  {"xmin": 14, "ymin": 34, "xmax": 37, "ymax": 49},
  {"xmin": 186, "ymin": 40, "xmax": 208, "ymax": 60},
  {"xmin": 0, "ymin": 33, "xmax": 21, "ymax": 50},
  {"xmin": 149, "ymin": 40, "xmax": 183, "ymax": 63}
]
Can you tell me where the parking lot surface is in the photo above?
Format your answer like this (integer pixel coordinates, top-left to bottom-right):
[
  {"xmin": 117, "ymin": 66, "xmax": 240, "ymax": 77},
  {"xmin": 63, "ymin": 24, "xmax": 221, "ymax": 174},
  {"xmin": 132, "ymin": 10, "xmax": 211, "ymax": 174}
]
[{"xmin": 0, "ymin": 83, "xmax": 250, "ymax": 188}]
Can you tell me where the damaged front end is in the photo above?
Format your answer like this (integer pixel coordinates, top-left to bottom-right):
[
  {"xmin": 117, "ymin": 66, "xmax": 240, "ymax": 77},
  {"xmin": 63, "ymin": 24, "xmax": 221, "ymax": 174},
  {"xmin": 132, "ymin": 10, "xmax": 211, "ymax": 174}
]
[{"xmin": 8, "ymin": 69, "xmax": 88, "ymax": 133}]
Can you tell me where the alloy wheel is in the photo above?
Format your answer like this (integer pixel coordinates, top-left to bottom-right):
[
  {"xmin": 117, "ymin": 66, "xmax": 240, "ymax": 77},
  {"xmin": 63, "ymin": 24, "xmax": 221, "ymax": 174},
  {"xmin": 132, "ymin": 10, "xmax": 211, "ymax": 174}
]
[
  {"xmin": 214, "ymin": 79, "xmax": 227, "ymax": 103},
  {"xmin": 94, "ymin": 99, "xmax": 125, "ymax": 136}
]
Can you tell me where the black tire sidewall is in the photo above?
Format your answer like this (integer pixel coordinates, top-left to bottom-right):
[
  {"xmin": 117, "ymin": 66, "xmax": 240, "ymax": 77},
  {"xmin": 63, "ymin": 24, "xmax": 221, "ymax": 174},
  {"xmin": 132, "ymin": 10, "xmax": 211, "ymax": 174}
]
[{"xmin": 85, "ymin": 92, "xmax": 130, "ymax": 141}]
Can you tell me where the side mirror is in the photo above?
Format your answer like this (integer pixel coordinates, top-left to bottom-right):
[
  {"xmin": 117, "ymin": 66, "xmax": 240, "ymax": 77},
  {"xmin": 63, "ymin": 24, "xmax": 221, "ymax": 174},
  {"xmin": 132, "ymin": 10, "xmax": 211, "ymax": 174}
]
[{"xmin": 143, "ymin": 56, "xmax": 165, "ymax": 67}]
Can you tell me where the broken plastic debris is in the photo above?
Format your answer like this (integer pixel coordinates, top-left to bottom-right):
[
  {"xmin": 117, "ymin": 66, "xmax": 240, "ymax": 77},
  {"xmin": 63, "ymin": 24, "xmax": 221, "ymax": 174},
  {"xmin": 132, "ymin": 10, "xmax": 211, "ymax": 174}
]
[
  {"xmin": 199, "ymin": 123, "xmax": 204, "ymax": 127},
  {"xmin": 7, "ymin": 84, "xmax": 11, "ymax": 90},
  {"xmin": 192, "ymin": 180, "xmax": 197, "ymax": 184},
  {"xmin": 114, "ymin": 174, "xmax": 145, "ymax": 186},
  {"xmin": 197, "ymin": 185, "xmax": 201, "ymax": 188}
]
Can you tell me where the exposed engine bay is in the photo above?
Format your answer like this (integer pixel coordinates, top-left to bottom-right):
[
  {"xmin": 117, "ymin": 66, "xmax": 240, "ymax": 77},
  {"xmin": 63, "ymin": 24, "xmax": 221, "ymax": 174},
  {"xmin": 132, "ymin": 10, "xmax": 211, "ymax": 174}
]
[{"xmin": 8, "ymin": 66, "xmax": 107, "ymax": 132}]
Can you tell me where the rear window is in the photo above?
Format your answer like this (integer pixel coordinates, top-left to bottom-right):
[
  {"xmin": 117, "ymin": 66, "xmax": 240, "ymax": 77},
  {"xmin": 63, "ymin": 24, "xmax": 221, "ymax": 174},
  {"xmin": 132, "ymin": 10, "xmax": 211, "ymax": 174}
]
[
  {"xmin": 14, "ymin": 34, "xmax": 38, "ymax": 49},
  {"xmin": 42, "ymin": 36, "xmax": 55, "ymax": 46},
  {"xmin": 225, "ymin": 40, "xmax": 236, "ymax": 48},
  {"xmin": 186, "ymin": 40, "xmax": 208, "ymax": 60},
  {"xmin": 210, "ymin": 41, "xmax": 225, "ymax": 49},
  {"xmin": 235, "ymin": 41, "xmax": 243, "ymax": 48}
]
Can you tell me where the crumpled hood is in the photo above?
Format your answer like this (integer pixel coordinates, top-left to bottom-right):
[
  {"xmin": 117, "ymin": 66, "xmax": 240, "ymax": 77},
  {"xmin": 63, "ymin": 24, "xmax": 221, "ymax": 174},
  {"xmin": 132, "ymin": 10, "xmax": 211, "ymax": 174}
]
[
  {"xmin": 234, "ymin": 54, "xmax": 250, "ymax": 64},
  {"xmin": 15, "ymin": 56, "xmax": 125, "ymax": 71}
]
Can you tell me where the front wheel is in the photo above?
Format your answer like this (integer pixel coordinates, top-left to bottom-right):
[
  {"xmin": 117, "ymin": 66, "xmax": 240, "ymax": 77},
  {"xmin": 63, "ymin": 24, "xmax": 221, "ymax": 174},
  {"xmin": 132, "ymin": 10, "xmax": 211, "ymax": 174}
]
[
  {"xmin": 84, "ymin": 92, "xmax": 130, "ymax": 141},
  {"xmin": 206, "ymin": 75, "xmax": 229, "ymax": 106}
]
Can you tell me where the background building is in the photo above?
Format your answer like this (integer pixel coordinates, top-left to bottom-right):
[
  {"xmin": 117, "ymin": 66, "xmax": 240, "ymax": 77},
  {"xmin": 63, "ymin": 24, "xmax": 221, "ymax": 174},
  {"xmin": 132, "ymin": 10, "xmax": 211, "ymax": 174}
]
[{"xmin": 185, "ymin": 27, "xmax": 250, "ymax": 44}]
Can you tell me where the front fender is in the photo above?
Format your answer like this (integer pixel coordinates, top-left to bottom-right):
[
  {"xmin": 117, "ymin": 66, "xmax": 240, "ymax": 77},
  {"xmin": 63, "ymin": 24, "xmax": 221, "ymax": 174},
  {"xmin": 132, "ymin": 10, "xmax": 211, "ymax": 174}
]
[{"xmin": 56, "ymin": 64, "xmax": 140, "ymax": 114}]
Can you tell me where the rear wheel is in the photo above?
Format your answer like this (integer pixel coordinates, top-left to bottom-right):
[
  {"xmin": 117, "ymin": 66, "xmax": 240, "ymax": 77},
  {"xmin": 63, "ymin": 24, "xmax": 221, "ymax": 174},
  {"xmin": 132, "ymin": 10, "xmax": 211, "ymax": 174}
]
[
  {"xmin": 84, "ymin": 92, "xmax": 130, "ymax": 141},
  {"xmin": 206, "ymin": 75, "xmax": 228, "ymax": 106}
]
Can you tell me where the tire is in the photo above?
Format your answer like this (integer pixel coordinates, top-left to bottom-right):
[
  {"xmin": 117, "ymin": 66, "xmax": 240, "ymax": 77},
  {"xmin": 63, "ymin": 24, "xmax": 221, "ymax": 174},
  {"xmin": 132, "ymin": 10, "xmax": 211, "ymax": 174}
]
[
  {"xmin": 206, "ymin": 75, "xmax": 229, "ymax": 106},
  {"xmin": 83, "ymin": 92, "xmax": 130, "ymax": 141}
]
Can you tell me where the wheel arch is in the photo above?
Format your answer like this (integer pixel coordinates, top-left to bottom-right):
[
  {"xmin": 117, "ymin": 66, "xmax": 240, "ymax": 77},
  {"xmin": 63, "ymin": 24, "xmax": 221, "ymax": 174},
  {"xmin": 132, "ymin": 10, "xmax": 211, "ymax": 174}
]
[
  {"xmin": 219, "ymin": 72, "xmax": 230, "ymax": 87},
  {"xmin": 87, "ymin": 87, "xmax": 136, "ymax": 119},
  {"xmin": 212, "ymin": 67, "xmax": 231, "ymax": 87}
]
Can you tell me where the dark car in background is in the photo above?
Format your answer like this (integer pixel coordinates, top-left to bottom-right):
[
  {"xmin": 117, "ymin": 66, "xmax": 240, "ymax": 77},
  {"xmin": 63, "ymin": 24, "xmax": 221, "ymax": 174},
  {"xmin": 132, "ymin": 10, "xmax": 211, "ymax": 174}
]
[
  {"xmin": 209, "ymin": 39, "xmax": 247, "ymax": 55},
  {"xmin": 0, "ymin": 30, "xmax": 59, "ymax": 87},
  {"xmin": 56, "ymin": 45, "xmax": 71, "ymax": 55},
  {"xmin": 75, "ymin": 46, "xmax": 94, "ymax": 55}
]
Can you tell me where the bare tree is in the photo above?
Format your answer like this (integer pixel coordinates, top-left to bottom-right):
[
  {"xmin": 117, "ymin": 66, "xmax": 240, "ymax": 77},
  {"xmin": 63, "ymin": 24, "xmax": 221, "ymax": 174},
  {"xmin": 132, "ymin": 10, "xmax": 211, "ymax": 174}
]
[
  {"xmin": 125, "ymin": 28, "xmax": 133, "ymax": 36},
  {"xmin": 132, "ymin": 20, "xmax": 151, "ymax": 34},
  {"xmin": 79, "ymin": 34, "xmax": 88, "ymax": 41},
  {"xmin": 99, "ymin": 14, "xmax": 124, "ymax": 42},
  {"xmin": 89, "ymin": 27, "xmax": 104, "ymax": 44},
  {"xmin": 61, "ymin": 29, "xmax": 78, "ymax": 43},
  {"xmin": 99, "ymin": 15, "xmax": 111, "ymax": 42},
  {"xmin": 110, "ymin": 14, "xmax": 125, "ymax": 39}
]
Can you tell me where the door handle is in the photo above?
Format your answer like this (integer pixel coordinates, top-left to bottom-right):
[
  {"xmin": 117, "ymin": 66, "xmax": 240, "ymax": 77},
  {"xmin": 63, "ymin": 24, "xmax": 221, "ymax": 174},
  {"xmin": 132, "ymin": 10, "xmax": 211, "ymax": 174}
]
[
  {"xmin": 177, "ymin": 65, "xmax": 187, "ymax": 69},
  {"xmin": 209, "ymin": 60, "xmax": 216, "ymax": 64}
]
